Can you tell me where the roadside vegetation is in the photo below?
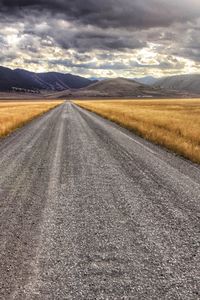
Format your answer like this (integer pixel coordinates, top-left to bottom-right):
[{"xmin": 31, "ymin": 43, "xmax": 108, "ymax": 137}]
[
  {"xmin": 0, "ymin": 101, "xmax": 63, "ymax": 137},
  {"xmin": 75, "ymin": 99, "xmax": 200, "ymax": 164}
]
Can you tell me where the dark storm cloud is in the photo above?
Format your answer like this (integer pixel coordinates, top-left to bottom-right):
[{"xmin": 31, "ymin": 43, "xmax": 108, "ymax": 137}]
[
  {"xmin": 1, "ymin": 0, "xmax": 200, "ymax": 29},
  {"xmin": 1, "ymin": 0, "xmax": 200, "ymax": 55},
  {"xmin": 0, "ymin": 0, "xmax": 200, "ymax": 75},
  {"xmin": 54, "ymin": 30, "xmax": 146, "ymax": 51},
  {"xmin": 19, "ymin": 14, "xmax": 146, "ymax": 51}
]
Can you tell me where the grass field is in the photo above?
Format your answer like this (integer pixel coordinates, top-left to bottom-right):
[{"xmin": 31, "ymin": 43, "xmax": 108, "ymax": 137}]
[
  {"xmin": 75, "ymin": 99, "xmax": 200, "ymax": 164},
  {"xmin": 0, "ymin": 101, "xmax": 63, "ymax": 137}
]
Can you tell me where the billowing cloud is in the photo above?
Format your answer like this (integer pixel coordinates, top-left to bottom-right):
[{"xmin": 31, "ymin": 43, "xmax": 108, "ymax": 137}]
[
  {"xmin": 0, "ymin": 0, "xmax": 200, "ymax": 77},
  {"xmin": 1, "ymin": 0, "xmax": 200, "ymax": 28}
]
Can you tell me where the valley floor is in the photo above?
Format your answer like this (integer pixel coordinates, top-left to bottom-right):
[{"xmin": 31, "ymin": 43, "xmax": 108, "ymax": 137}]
[
  {"xmin": 75, "ymin": 99, "xmax": 200, "ymax": 163},
  {"xmin": 0, "ymin": 101, "xmax": 62, "ymax": 137}
]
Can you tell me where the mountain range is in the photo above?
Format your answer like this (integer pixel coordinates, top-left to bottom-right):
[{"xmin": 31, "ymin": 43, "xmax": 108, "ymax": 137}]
[
  {"xmin": 0, "ymin": 66, "xmax": 200, "ymax": 97},
  {"xmin": 0, "ymin": 66, "xmax": 93, "ymax": 92}
]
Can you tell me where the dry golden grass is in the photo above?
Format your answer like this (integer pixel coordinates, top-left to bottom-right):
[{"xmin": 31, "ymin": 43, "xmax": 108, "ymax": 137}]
[
  {"xmin": 0, "ymin": 101, "xmax": 63, "ymax": 137},
  {"xmin": 75, "ymin": 99, "xmax": 200, "ymax": 163}
]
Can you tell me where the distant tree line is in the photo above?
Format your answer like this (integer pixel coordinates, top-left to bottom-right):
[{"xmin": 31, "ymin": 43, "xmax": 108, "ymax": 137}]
[{"xmin": 11, "ymin": 87, "xmax": 41, "ymax": 94}]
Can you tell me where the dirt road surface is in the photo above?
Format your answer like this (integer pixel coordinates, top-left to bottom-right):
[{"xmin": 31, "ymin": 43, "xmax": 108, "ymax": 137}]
[{"xmin": 0, "ymin": 102, "xmax": 199, "ymax": 299}]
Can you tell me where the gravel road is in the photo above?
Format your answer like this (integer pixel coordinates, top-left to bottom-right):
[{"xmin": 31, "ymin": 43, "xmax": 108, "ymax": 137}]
[{"xmin": 0, "ymin": 101, "xmax": 199, "ymax": 299}]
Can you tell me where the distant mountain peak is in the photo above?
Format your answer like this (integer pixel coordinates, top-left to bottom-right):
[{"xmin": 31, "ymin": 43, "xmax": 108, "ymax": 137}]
[{"xmin": 134, "ymin": 76, "xmax": 158, "ymax": 85}]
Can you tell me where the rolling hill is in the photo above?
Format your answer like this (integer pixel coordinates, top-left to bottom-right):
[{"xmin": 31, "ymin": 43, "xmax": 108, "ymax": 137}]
[
  {"xmin": 49, "ymin": 78, "xmax": 179, "ymax": 99},
  {"xmin": 154, "ymin": 74, "xmax": 200, "ymax": 93},
  {"xmin": 0, "ymin": 66, "xmax": 93, "ymax": 91}
]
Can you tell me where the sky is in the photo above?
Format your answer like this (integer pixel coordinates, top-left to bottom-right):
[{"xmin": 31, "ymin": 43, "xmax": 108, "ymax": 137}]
[{"xmin": 0, "ymin": 0, "xmax": 200, "ymax": 78}]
